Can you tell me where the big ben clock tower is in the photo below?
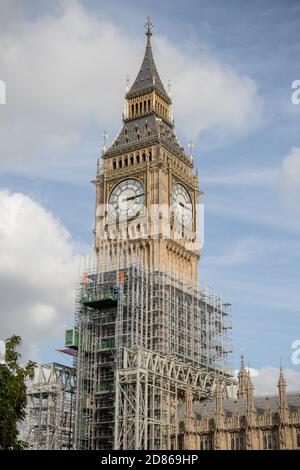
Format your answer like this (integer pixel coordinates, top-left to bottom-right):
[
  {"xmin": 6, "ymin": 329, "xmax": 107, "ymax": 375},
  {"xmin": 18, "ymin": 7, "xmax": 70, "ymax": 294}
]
[
  {"xmin": 74, "ymin": 19, "xmax": 232, "ymax": 451},
  {"xmin": 95, "ymin": 18, "xmax": 201, "ymax": 284}
]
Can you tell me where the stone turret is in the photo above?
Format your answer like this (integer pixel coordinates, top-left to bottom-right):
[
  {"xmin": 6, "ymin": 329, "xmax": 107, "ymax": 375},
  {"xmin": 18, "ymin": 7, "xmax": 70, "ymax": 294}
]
[{"xmin": 237, "ymin": 354, "xmax": 249, "ymax": 398}]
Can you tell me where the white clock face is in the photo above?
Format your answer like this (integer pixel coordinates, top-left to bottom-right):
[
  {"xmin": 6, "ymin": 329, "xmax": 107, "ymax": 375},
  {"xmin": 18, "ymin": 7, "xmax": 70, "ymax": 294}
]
[
  {"xmin": 172, "ymin": 183, "xmax": 192, "ymax": 226},
  {"xmin": 108, "ymin": 179, "xmax": 145, "ymax": 220}
]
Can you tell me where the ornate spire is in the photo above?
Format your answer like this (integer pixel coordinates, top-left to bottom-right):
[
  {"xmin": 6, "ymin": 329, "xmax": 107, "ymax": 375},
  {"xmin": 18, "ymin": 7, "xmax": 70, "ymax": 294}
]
[
  {"xmin": 278, "ymin": 365, "xmax": 287, "ymax": 388},
  {"xmin": 277, "ymin": 366, "xmax": 288, "ymax": 423},
  {"xmin": 237, "ymin": 353, "xmax": 249, "ymax": 399},
  {"xmin": 185, "ymin": 386, "xmax": 194, "ymax": 420},
  {"xmin": 241, "ymin": 353, "xmax": 245, "ymax": 368},
  {"xmin": 126, "ymin": 18, "xmax": 171, "ymax": 104},
  {"xmin": 104, "ymin": 19, "xmax": 186, "ymax": 158},
  {"xmin": 245, "ymin": 371, "xmax": 256, "ymax": 442},
  {"xmin": 215, "ymin": 380, "xmax": 224, "ymax": 420},
  {"xmin": 184, "ymin": 386, "xmax": 195, "ymax": 434}
]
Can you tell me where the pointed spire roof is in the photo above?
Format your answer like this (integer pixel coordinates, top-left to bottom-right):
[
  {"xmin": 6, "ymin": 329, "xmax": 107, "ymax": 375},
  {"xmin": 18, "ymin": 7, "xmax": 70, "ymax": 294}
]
[
  {"xmin": 237, "ymin": 353, "xmax": 249, "ymax": 399},
  {"xmin": 215, "ymin": 380, "xmax": 224, "ymax": 417},
  {"xmin": 240, "ymin": 354, "xmax": 245, "ymax": 369},
  {"xmin": 126, "ymin": 17, "xmax": 171, "ymax": 104},
  {"xmin": 278, "ymin": 366, "xmax": 287, "ymax": 388}
]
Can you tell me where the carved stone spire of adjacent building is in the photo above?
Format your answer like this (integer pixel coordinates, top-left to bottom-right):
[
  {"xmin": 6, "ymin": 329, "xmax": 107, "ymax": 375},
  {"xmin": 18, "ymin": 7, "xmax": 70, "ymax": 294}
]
[
  {"xmin": 244, "ymin": 371, "xmax": 255, "ymax": 450},
  {"xmin": 185, "ymin": 386, "xmax": 194, "ymax": 424},
  {"xmin": 214, "ymin": 380, "xmax": 225, "ymax": 450},
  {"xmin": 237, "ymin": 354, "xmax": 249, "ymax": 399},
  {"xmin": 246, "ymin": 371, "xmax": 256, "ymax": 417},
  {"xmin": 277, "ymin": 366, "xmax": 289, "ymax": 424},
  {"xmin": 215, "ymin": 380, "xmax": 224, "ymax": 421}
]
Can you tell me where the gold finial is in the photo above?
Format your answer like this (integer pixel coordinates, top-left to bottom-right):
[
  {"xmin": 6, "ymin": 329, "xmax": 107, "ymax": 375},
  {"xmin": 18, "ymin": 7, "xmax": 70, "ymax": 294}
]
[{"xmin": 145, "ymin": 16, "xmax": 153, "ymax": 37}]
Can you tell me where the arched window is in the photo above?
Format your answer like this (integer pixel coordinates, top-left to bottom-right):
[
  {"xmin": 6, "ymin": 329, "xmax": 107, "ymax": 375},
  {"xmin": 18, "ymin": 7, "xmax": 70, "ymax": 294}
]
[
  {"xmin": 124, "ymin": 157, "xmax": 128, "ymax": 167},
  {"xmin": 142, "ymin": 152, "xmax": 146, "ymax": 162},
  {"xmin": 263, "ymin": 435, "xmax": 267, "ymax": 450},
  {"xmin": 113, "ymin": 160, "xmax": 116, "ymax": 170},
  {"xmin": 147, "ymin": 99, "xmax": 150, "ymax": 111},
  {"xmin": 144, "ymin": 101, "xmax": 146, "ymax": 112},
  {"xmin": 136, "ymin": 153, "xmax": 140, "ymax": 164},
  {"xmin": 119, "ymin": 159, "xmax": 122, "ymax": 168},
  {"xmin": 130, "ymin": 155, "xmax": 134, "ymax": 165},
  {"xmin": 140, "ymin": 102, "xmax": 142, "ymax": 113},
  {"xmin": 148, "ymin": 149, "xmax": 152, "ymax": 162},
  {"xmin": 131, "ymin": 104, "xmax": 134, "ymax": 116},
  {"xmin": 135, "ymin": 103, "xmax": 138, "ymax": 114}
]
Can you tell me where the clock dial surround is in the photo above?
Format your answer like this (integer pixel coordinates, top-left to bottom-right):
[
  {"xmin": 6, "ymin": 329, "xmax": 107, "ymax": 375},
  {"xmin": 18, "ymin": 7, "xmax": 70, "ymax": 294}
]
[
  {"xmin": 172, "ymin": 183, "xmax": 193, "ymax": 226},
  {"xmin": 108, "ymin": 179, "xmax": 145, "ymax": 221}
]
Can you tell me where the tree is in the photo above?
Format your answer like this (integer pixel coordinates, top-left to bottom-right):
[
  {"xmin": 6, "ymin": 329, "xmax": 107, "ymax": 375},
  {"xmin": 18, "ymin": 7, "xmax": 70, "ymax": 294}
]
[{"xmin": 0, "ymin": 335, "xmax": 36, "ymax": 449}]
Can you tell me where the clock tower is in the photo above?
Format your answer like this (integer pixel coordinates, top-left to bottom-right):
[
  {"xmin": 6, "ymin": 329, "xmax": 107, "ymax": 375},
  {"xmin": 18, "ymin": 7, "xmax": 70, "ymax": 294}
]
[
  {"xmin": 95, "ymin": 19, "xmax": 201, "ymax": 284},
  {"xmin": 74, "ymin": 20, "xmax": 233, "ymax": 451}
]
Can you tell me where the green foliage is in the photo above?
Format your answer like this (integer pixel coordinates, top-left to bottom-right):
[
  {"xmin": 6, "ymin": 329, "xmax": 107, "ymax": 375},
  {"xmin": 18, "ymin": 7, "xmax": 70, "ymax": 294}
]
[{"xmin": 0, "ymin": 335, "xmax": 36, "ymax": 450}]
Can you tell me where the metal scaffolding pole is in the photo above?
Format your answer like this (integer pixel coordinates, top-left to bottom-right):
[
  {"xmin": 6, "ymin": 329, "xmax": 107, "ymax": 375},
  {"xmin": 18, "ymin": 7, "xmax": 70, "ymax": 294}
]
[
  {"xmin": 25, "ymin": 363, "xmax": 76, "ymax": 450},
  {"xmin": 73, "ymin": 250, "xmax": 233, "ymax": 450}
]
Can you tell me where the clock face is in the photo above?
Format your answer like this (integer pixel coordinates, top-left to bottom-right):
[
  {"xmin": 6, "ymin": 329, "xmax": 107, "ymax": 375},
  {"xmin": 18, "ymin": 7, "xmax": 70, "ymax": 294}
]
[
  {"xmin": 172, "ymin": 183, "xmax": 193, "ymax": 226},
  {"xmin": 108, "ymin": 179, "xmax": 145, "ymax": 220}
]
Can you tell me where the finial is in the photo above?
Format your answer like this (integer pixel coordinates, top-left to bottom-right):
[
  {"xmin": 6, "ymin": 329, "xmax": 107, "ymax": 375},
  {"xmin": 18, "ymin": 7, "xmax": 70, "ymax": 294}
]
[
  {"xmin": 167, "ymin": 80, "xmax": 171, "ymax": 96},
  {"xmin": 145, "ymin": 16, "xmax": 153, "ymax": 37},
  {"xmin": 241, "ymin": 352, "xmax": 245, "ymax": 368},
  {"xmin": 102, "ymin": 130, "xmax": 108, "ymax": 154},
  {"xmin": 125, "ymin": 75, "xmax": 130, "ymax": 92},
  {"xmin": 188, "ymin": 140, "xmax": 194, "ymax": 158}
]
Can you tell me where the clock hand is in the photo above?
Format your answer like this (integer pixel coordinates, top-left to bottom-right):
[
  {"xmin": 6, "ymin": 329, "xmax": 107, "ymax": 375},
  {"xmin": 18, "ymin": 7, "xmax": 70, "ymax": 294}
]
[
  {"xmin": 124, "ymin": 193, "xmax": 145, "ymax": 201},
  {"xmin": 179, "ymin": 201, "xmax": 192, "ymax": 210}
]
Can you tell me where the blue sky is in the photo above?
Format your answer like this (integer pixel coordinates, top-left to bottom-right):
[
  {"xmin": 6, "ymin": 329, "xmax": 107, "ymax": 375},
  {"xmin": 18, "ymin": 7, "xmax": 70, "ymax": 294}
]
[{"xmin": 0, "ymin": 0, "xmax": 300, "ymax": 388}]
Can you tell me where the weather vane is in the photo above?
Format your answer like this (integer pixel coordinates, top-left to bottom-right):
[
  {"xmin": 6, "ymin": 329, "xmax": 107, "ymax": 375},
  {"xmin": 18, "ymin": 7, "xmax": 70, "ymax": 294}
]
[{"xmin": 145, "ymin": 16, "xmax": 153, "ymax": 36}]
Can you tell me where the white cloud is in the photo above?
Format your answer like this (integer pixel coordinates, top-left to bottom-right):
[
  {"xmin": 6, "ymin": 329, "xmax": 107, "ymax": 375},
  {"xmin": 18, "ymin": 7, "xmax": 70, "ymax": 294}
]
[
  {"xmin": 0, "ymin": 189, "xmax": 79, "ymax": 360},
  {"xmin": 234, "ymin": 366, "xmax": 300, "ymax": 395},
  {"xmin": 0, "ymin": 0, "xmax": 263, "ymax": 177},
  {"xmin": 204, "ymin": 237, "xmax": 300, "ymax": 267},
  {"xmin": 282, "ymin": 147, "xmax": 300, "ymax": 210},
  {"xmin": 156, "ymin": 37, "xmax": 263, "ymax": 140},
  {"xmin": 204, "ymin": 168, "xmax": 279, "ymax": 187}
]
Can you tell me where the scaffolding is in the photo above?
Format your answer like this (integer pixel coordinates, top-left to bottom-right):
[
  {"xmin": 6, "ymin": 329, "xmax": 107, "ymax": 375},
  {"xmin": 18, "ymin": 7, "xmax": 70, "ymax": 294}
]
[
  {"xmin": 73, "ymin": 247, "xmax": 233, "ymax": 450},
  {"xmin": 25, "ymin": 362, "xmax": 76, "ymax": 450}
]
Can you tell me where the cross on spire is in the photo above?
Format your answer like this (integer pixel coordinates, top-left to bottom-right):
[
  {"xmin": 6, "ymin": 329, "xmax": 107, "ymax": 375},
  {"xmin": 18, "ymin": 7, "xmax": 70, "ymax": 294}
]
[{"xmin": 145, "ymin": 16, "xmax": 153, "ymax": 37}]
